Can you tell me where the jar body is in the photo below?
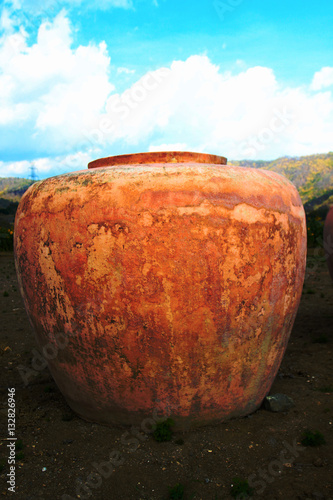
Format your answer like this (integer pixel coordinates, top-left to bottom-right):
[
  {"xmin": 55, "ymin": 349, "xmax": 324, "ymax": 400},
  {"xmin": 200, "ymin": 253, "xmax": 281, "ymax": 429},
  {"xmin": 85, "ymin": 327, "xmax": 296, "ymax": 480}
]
[
  {"xmin": 14, "ymin": 154, "xmax": 307, "ymax": 429},
  {"xmin": 324, "ymin": 206, "xmax": 333, "ymax": 280}
]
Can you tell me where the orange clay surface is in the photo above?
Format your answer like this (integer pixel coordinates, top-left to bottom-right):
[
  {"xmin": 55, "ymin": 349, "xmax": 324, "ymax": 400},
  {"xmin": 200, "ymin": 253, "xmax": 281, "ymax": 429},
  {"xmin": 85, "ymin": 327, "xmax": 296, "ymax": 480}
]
[{"xmin": 14, "ymin": 152, "xmax": 307, "ymax": 430}]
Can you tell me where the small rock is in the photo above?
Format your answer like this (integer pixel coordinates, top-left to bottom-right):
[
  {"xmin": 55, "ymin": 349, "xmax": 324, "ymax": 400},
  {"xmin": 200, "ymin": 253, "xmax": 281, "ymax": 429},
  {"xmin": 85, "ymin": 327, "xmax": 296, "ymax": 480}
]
[
  {"xmin": 263, "ymin": 393, "xmax": 295, "ymax": 412},
  {"xmin": 267, "ymin": 437, "xmax": 277, "ymax": 447}
]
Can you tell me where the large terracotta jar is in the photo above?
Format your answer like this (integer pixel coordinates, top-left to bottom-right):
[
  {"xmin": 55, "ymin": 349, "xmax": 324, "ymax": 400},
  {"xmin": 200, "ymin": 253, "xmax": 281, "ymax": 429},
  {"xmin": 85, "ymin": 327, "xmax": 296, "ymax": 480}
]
[
  {"xmin": 14, "ymin": 152, "xmax": 307, "ymax": 429},
  {"xmin": 324, "ymin": 206, "xmax": 333, "ymax": 280}
]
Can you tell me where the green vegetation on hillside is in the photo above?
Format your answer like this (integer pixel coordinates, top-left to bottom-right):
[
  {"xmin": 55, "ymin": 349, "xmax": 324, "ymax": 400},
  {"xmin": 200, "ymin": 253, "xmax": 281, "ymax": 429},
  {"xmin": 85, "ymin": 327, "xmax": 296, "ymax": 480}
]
[
  {"xmin": 0, "ymin": 227, "xmax": 13, "ymax": 251},
  {"xmin": 0, "ymin": 178, "xmax": 33, "ymax": 247},
  {"xmin": 233, "ymin": 152, "xmax": 333, "ymax": 219},
  {"xmin": 233, "ymin": 152, "xmax": 333, "ymax": 201},
  {"xmin": 0, "ymin": 177, "xmax": 34, "ymax": 202},
  {"xmin": 1, "ymin": 152, "xmax": 333, "ymax": 250},
  {"xmin": 0, "ymin": 198, "xmax": 19, "ymax": 215}
]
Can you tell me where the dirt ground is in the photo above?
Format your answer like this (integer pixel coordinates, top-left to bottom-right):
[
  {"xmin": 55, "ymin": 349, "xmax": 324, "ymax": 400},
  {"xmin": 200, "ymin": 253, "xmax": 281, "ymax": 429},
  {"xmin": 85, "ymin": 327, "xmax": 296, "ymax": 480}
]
[{"xmin": 0, "ymin": 249, "xmax": 332, "ymax": 500}]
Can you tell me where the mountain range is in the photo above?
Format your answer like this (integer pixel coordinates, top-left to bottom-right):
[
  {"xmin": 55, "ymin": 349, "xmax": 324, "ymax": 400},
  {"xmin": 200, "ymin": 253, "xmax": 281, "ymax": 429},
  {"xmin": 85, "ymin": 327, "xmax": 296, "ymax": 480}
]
[
  {"xmin": 233, "ymin": 152, "xmax": 333, "ymax": 217},
  {"xmin": 1, "ymin": 152, "xmax": 333, "ymax": 220}
]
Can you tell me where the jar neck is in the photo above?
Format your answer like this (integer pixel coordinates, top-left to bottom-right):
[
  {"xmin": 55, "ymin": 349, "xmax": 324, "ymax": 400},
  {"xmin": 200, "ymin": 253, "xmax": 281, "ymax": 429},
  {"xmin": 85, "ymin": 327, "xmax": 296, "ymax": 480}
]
[{"xmin": 88, "ymin": 151, "xmax": 227, "ymax": 169}]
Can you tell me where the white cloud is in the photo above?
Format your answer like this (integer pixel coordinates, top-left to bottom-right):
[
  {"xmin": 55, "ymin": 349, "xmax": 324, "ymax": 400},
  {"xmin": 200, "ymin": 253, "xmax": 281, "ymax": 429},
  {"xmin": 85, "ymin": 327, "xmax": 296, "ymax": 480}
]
[
  {"xmin": 0, "ymin": 159, "xmax": 32, "ymax": 177},
  {"xmin": 311, "ymin": 66, "xmax": 333, "ymax": 91},
  {"xmin": 0, "ymin": 151, "xmax": 93, "ymax": 178},
  {"xmin": 149, "ymin": 143, "xmax": 189, "ymax": 152},
  {"xmin": 1, "ymin": 9, "xmax": 333, "ymax": 179},
  {"xmin": 0, "ymin": 7, "xmax": 14, "ymax": 33},
  {"xmin": 0, "ymin": 11, "xmax": 113, "ymax": 154},
  {"xmin": 117, "ymin": 66, "xmax": 135, "ymax": 75},
  {"xmin": 2, "ymin": 0, "xmax": 133, "ymax": 19},
  {"xmin": 98, "ymin": 56, "xmax": 333, "ymax": 160}
]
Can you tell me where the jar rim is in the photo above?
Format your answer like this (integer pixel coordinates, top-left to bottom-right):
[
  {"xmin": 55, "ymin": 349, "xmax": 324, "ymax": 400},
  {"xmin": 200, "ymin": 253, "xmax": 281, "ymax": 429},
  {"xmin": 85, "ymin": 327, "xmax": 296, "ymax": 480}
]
[{"xmin": 88, "ymin": 151, "xmax": 227, "ymax": 169}]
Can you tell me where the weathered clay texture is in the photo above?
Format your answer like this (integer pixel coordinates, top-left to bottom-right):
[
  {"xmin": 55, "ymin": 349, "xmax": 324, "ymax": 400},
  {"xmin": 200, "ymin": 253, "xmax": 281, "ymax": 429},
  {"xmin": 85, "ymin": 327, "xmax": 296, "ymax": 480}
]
[
  {"xmin": 324, "ymin": 206, "xmax": 333, "ymax": 280},
  {"xmin": 14, "ymin": 152, "xmax": 307, "ymax": 429}
]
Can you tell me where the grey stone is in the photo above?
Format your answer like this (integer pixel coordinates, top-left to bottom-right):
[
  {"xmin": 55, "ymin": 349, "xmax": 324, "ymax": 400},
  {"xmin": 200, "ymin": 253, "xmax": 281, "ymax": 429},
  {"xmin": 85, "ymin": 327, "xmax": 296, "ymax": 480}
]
[
  {"xmin": 267, "ymin": 437, "xmax": 277, "ymax": 447},
  {"xmin": 62, "ymin": 439, "xmax": 74, "ymax": 444},
  {"xmin": 263, "ymin": 393, "xmax": 295, "ymax": 412}
]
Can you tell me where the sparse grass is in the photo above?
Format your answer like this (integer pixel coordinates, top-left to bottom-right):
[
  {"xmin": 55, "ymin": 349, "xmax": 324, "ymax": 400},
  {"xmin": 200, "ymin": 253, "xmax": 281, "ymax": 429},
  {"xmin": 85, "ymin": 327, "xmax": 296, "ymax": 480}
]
[
  {"xmin": 0, "ymin": 344, "xmax": 11, "ymax": 355},
  {"xmin": 318, "ymin": 385, "xmax": 333, "ymax": 393},
  {"xmin": 175, "ymin": 438, "xmax": 184, "ymax": 445},
  {"xmin": 168, "ymin": 483, "xmax": 184, "ymax": 499},
  {"xmin": 0, "ymin": 227, "xmax": 14, "ymax": 251},
  {"xmin": 3, "ymin": 291, "xmax": 9, "ymax": 297},
  {"xmin": 15, "ymin": 451, "xmax": 24, "ymax": 460},
  {"xmin": 44, "ymin": 385, "xmax": 55, "ymax": 393},
  {"xmin": 0, "ymin": 458, "xmax": 5, "ymax": 472},
  {"xmin": 153, "ymin": 418, "xmax": 174, "ymax": 442},
  {"xmin": 305, "ymin": 288, "xmax": 316, "ymax": 294},
  {"xmin": 230, "ymin": 477, "xmax": 254, "ymax": 498},
  {"xmin": 15, "ymin": 439, "xmax": 23, "ymax": 451},
  {"xmin": 301, "ymin": 430, "xmax": 326, "ymax": 447}
]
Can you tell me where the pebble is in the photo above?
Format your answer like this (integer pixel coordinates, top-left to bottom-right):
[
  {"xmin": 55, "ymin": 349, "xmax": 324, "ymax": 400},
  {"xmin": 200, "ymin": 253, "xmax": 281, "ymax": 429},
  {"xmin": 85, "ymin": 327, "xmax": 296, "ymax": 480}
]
[
  {"xmin": 267, "ymin": 437, "xmax": 277, "ymax": 447},
  {"xmin": 263, "ymin": 393, "xmax": 295, "ymax": 412}
]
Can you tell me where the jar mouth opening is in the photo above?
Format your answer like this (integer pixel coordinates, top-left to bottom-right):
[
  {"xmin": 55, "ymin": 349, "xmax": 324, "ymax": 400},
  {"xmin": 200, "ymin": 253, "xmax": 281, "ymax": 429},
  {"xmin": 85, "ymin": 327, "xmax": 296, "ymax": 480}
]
[{"xmin": 88, "ymin": 151, "xmax": 227, "ymax": 169}]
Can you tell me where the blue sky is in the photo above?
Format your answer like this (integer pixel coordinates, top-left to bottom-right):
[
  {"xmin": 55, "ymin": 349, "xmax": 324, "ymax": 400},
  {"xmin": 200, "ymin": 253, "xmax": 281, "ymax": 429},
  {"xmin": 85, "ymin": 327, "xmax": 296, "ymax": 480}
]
[{"xmin": 0, "ymin": 0, "xmax": 333, "ymax": 178}]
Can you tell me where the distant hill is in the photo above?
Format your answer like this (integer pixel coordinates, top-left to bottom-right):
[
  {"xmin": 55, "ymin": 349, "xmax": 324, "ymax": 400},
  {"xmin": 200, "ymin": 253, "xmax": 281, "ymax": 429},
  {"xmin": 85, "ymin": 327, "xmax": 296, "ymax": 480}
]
[
  {"xmin": 0, "ymin": 178, "xmax": 34, "ymax": 233},
  {"xmin": 232, "ymin": 152, "xmax": 333, "ymax": 217},
  {"xmin": 0, "ymin": 177, "xmax": 34, "ymax": 203},
  {"xmin": 1, "ymin": 152, "xmax": 333, "ymax": 217},
  {"xmin": 1, "ymin": 154, "xmax": 332, "ymax": 248}
]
